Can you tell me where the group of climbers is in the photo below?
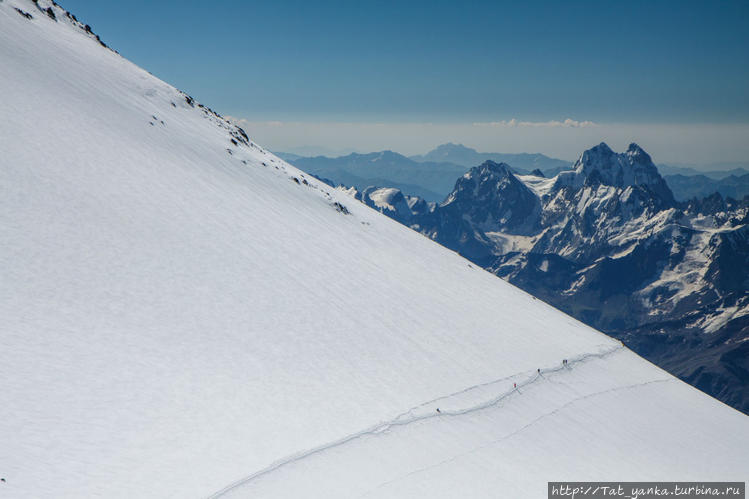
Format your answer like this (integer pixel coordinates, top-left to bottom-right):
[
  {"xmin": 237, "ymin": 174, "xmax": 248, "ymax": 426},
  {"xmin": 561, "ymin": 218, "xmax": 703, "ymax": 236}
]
[{"xmin": 436, "ymin": 358, "xmax": 574, "ymax": 414}]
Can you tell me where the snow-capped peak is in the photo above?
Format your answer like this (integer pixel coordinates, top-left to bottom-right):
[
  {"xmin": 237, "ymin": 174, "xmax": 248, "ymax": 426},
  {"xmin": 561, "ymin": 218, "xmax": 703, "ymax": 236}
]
[
  {"xmin": 449, "ymin": 161, "xmax": 519, "ymax": 196},
  {"xmin": 553, "ymin": 142, "xmax": 675, "ymax": 203},
  {"xmin": 457, "ymin": 159, "xmax": 514, "ymax": 180},
  {"xmin": 442, "ymin": 160, "xmax": 540, "ymax": 233}
]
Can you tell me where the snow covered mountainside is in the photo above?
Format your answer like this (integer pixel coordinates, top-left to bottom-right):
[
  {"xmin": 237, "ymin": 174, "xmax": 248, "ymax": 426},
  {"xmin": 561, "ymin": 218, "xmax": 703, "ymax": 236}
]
[
  {"xmin": 344, "ymin": 144, "xmax": 749, "ymax": 414},
  {"xmin": 1, "ymin": 1, "xmax": 748, "ymax": 498}
]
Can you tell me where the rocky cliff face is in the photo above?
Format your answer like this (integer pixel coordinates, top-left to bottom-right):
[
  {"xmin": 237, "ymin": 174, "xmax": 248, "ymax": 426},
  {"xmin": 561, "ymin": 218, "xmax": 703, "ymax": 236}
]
[
  {"xmin": 442, "ymin": 161, "xmax": 541, "ymax": 234},
  {"xmin": 341, "ymin": 143, "xmax": 749, "ymax": 413}
]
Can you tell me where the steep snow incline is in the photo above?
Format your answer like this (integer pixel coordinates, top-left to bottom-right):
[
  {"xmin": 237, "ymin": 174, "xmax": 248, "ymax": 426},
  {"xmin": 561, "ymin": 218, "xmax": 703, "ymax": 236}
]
[
  {"xmin": 0, "ymin": 1, "xmax": 747, "ymax": 498},
  {"xmin": 216, "ymin": 349, "xmax": 726, "ymax": 499}
]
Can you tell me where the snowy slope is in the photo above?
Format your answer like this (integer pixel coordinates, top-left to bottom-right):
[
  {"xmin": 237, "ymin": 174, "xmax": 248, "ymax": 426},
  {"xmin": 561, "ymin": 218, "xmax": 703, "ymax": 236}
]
[{"xmin": 0, "ymin": 1, "xmax": 747, "ymax": 498}]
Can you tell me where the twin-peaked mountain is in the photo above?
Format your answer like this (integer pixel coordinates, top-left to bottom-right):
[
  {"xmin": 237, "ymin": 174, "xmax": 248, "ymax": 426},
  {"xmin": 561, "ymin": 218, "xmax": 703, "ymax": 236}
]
[
  {"xmin": 554, "ymin": 142, "xmax": 673, "ymax": 202},
  {"xmin": 345, "ymin": 142, "xmax": 749, "ymax": 413},
  {"xmin": 283, "ymin": 144, "xmax": 749, "ymax": 202}
]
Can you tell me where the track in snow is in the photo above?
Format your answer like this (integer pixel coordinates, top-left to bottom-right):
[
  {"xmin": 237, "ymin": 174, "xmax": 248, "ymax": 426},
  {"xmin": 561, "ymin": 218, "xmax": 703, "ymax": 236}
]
[
  {"xmin": 357, "ymin": 377, "xmax": 673, "ymax": 498},
  {"xmin": 207, "ymin": 343, "xmax": 627, "ymax": 498}
]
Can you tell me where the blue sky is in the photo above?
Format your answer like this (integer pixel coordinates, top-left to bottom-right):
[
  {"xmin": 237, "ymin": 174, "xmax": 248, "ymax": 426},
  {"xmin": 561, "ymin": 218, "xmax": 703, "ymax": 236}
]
[{"xmin": 61, "ymin": 0, "xmax": 749, "ymax": 161}]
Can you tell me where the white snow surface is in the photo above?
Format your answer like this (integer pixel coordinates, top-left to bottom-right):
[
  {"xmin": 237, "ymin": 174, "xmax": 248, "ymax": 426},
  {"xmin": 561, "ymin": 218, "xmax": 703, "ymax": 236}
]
[
  {"xmin": 516, "ymin": 174, "xmax": 556, "ymax": 197},
  {"xmin": 366, "ymin": 187, "xmax": 405, "ymax": 212},
  {"xmin": 0, "ymin": 2, "xmax": 747, "ymax": 498}
]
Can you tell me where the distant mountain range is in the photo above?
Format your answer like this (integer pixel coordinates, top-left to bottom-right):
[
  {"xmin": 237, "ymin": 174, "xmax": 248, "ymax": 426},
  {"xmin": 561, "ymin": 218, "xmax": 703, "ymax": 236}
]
[
  {"xmin": 276, "ymin": 144, "xmax": 575, "ymax": 202},
  {"xmin": 339, "ymin": 143, "xmax": 749, "ymax": 414},
  {"xmin": 657, "ymin": 162, "xmax": 749, "ymax": 178},
  {"xmin": 276, "ymin": 150, "xmax": 469, "ymax": 201},
  {"xmin": 408, "ymin": 142, "xmax": 573, "ymax": 176},
  {"xmin": 278, "ymin": 144, "xmax": 749, "ymax": 202},
  {"xmin": 664, "ymin": 173, "xmax": 749, "ymax": 201}
]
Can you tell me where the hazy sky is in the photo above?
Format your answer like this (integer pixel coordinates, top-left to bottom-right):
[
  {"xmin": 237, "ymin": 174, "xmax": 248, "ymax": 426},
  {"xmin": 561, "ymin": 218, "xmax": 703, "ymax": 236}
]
[{"xmin": 62, "ymin": 0, "xmax": 749, "ymax": 163}]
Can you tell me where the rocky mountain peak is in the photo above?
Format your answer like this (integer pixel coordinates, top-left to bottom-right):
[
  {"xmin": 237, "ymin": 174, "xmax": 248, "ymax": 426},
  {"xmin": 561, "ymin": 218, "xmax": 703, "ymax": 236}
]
[
  {"xmin": 474, "ymin": 159, "xmax": 514, "ymax": 177},
  {"xmin": 625, "ymin": 142, "xmax": 651, "ymax": 162},
  {"xmin": 554, "ymin": 143, "xmax": 675, "ymax": 205},
  {"xmin": 443, "ymin": 160, "xmax": 539, "ymax": 233},
  {"xmin": 447, "ymin": 161, "xmax": 518, "ymax": 198}
]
